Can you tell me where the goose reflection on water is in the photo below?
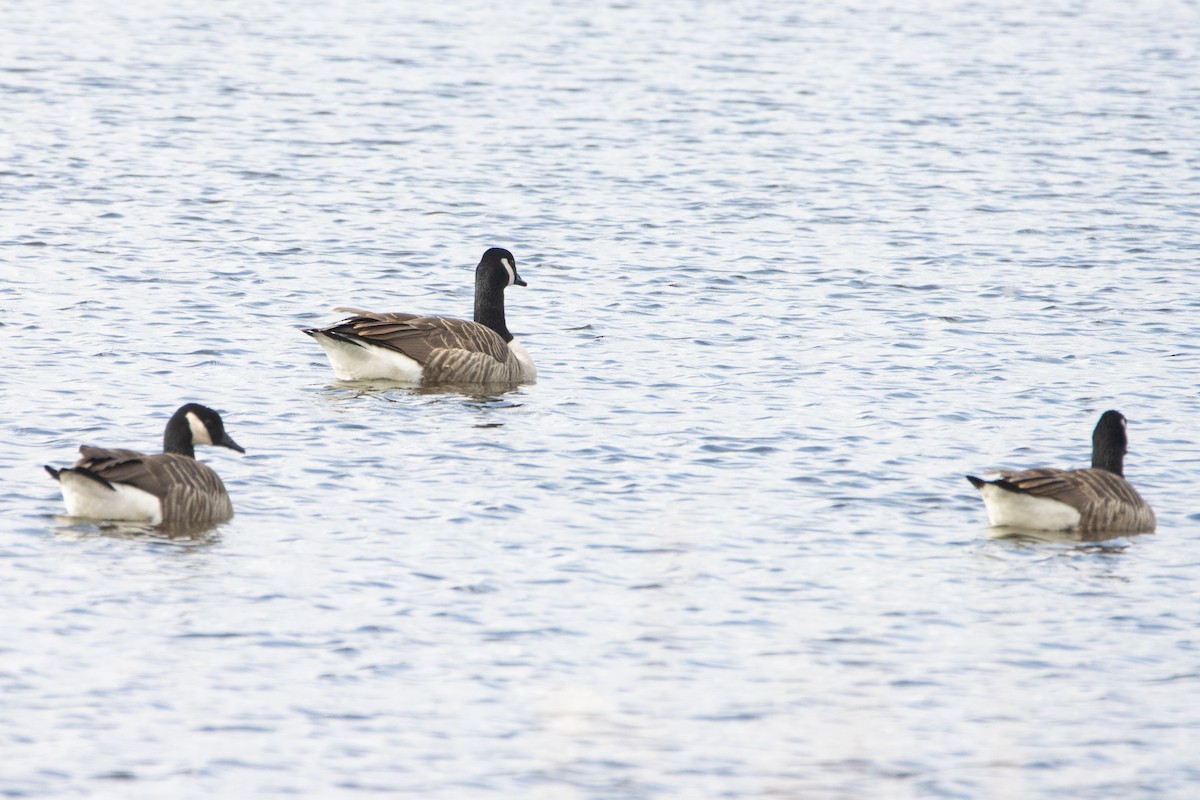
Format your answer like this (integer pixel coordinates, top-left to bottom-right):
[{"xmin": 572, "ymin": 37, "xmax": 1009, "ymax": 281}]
[
  {"xmin": 49, "ymin": 515, "xmax": 225, "ymax": 548},
  {"xmin": 986, "ymin": 524, "xmax": 1152, "ymax": 549}
]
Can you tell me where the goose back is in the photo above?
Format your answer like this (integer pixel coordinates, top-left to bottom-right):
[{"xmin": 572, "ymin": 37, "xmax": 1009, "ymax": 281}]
[
  {"xmin": 980, "ymin": 467, "xmax": 1155, "ymax": 533},
  {"xmin": 316, "ymin": 308, "xmax": 532, "ymax": 384},
  {"xmin": 68, "ymin": 447, "xmax": 235, "ymax": 525}
]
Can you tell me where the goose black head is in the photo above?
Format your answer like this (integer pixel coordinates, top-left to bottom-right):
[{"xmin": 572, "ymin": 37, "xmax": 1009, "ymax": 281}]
[
  {"xmin": 167, "ymin": 403, "xmax": 245, "ymax": 458},
  {"xmin": 1091, "ymin": 409, "xmax": 1128, "ymax": 476},
  {"xmin": 478, "ymin": 247, "xmax": 526, "ymax": 288}
]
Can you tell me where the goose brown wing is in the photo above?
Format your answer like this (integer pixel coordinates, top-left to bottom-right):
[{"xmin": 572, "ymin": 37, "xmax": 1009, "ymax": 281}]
[
  {"xmin": 997, "ymin": 467, "xmax": 1154, "ymax": 532},
  {"xmin": 75, "ymin": 449, "xmax": 231, "ymax": 523},
  {"xmin": 325, "ymin": 308, "xmax": 511, "ymax": 365},
  {"xmin": 994, "ymin": 468, "xmax": 1086, "ymax": 505},
  {"xmin": 76, "ymin": 446, "xmax": 146, "ymax": 467},
  {"xmin": 73, "ymin": 447, "xmax": 170, "ymax": 500}
]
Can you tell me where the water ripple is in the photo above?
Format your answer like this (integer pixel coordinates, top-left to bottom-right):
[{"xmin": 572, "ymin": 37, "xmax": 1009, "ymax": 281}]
[{"xmin": 1, "ymin": 1, "xmax": 1199, "ymax": 798}]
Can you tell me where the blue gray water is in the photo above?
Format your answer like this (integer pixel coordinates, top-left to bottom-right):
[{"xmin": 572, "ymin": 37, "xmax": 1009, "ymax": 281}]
[{"xmin": 2, "ymin": 1, "xmax": 1199, "ymax": 797}]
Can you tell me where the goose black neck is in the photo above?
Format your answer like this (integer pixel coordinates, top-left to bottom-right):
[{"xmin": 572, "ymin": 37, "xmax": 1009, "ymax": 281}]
[
  {"xmin": 1092, "ymin": 414, "xmax": 1127, "ymax": 476},
  {"xmin": 1099, "ymin": 448, "xmax": 1123, "ymax": 479},
  {"xmin": 163, "ymin": 408, "xmax": 195, "ymax": 458},
  {"xmin": 474, "ymin": 275, "xmax": 513, "ymax": 342},
  {"xmin": 1092, "ymin": 444, "xmax": 1125, "ymax": 476}
]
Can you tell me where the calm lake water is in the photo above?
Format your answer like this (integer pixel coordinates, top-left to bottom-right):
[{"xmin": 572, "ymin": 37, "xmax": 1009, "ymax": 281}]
[{"xmin": 2, "ymin": 1, "xmax": 1199, "ymax": 797}]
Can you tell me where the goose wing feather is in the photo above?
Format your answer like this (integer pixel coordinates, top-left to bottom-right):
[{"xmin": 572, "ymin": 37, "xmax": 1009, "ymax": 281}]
[
  {"xmin": 994, "ymin": 467, "xmax": 1155, "ymax": 532},
  {"xmin": 323, "ymin": 308, "xmax": 513, "ymax": 366},
  {"xmin": 71, "ymin": 448, "xmax": 232, "ymax": 523},
  {"xmin": 77, "ymin": 446, "xmax": 145, "ymax": 465}
]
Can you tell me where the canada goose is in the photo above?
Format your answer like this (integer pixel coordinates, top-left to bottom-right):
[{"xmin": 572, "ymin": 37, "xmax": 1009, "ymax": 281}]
[
  {"xmin": 966, "ymin": 409, "xmax": 1155, "ymax": 533},
  {"xmin": 303, "ymin": 247, "xmax": 536, "ymax": 385},
  {"xmin": 45, "ymin": 403, "xmax": 244, "ymax": 526}
]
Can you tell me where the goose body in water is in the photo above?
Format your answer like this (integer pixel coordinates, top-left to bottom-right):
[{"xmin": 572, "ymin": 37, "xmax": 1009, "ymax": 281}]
[
  {"xmin": 304, "ymin": 247, "xmax": 536, "ymax": 386},
  {"xmin": 45, "ymin": 403, "xmax": 245, "ymax": 526},
  {"xmin": 966, "ymin": 409, "xmax": 1155, "ymax": 533}
]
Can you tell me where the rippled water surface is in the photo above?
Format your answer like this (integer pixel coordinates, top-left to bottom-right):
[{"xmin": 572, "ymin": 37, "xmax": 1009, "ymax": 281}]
[{"xmin": 3, "ymin": 1, "xmax": 1200, "ymax": 797}]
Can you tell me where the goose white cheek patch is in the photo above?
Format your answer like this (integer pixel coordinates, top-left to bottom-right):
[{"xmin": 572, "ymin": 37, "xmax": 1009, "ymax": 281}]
[
  {"xmin": 187, "ymin": 411, "xmax": 213, "ymax": 445},
  {"xmin": 502, "ymin": 258, "xmax": 517, "ymax": 286}
]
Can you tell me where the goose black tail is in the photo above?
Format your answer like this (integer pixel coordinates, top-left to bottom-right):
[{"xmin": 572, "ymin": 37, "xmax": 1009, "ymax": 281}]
[
  {"xmin": 58, "ymin": 466, "xmax": 116, "ymax": 491},
  {"xmin": 303, "ymin": 327, "xmax": 365, "ymax": 348}
]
